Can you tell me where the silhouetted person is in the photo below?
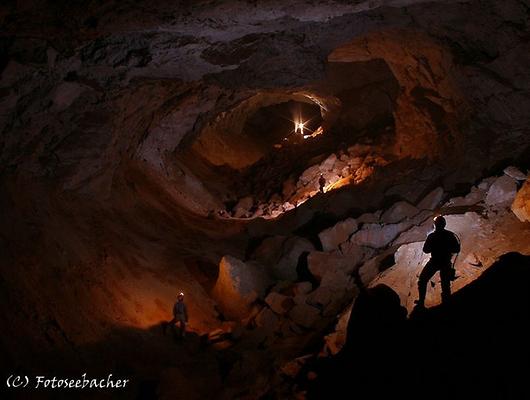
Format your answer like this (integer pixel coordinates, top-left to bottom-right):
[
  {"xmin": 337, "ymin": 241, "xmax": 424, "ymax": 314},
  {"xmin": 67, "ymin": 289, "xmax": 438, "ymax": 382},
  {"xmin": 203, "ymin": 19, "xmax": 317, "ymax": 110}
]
[
  {"xmin": 163, "ymin": 292, "xmax": 188, "ymax": 337},
  {"xmin": 318, "ymin": 174, "xmax": 326, "ymax": 193},
  {"xmin": 416, "ymin": 216, "xmax": 460, "ymax": 307}
]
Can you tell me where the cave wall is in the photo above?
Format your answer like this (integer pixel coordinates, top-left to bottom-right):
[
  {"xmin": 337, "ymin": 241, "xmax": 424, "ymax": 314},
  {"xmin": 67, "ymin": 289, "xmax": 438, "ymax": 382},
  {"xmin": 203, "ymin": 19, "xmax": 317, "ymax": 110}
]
[{"xmin": 1, "ymin": 0, "xmax": 530, "ymax": 381}]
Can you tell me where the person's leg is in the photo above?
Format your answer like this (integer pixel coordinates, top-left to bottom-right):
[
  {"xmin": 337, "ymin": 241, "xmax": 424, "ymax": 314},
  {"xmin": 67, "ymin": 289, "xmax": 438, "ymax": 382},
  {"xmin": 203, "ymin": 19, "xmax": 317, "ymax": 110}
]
[
  {"xmin": 177, "ymin": 317, "xmax": 186, "ymax": 337},
  {"xmin": 181, "ymin": 319, "xmax": 186, "ymax": 337},
  {"xmin": 163, "ymin": 317, "xmax": 177, "ymax": 335},
  {"xmin": 416, "ymin": 261, "xmax": 438, "ymax": 307},
  {"xmin": 439, "ymin": 265, "xmax": 452, "ymax": 304}
]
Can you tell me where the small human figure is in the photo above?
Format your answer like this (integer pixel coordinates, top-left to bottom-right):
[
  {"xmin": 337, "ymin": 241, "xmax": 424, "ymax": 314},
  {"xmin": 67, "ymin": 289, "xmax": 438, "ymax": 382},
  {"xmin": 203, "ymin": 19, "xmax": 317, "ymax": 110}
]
[
  {"xmin": 415, "ymin": 216, "xmax": 460, "ymax": 308},
  {"xmin": 164, "ymin": 292, "xmax": 189, "ymax": 337},
  {"xmin": 319, "ymin": 174, "xmax": 326, "ymax": 193}
]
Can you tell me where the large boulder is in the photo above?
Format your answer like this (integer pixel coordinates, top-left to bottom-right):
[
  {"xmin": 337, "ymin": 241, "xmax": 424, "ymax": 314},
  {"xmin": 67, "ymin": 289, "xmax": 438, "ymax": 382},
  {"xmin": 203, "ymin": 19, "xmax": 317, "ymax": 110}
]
[
  {"xmin": 485, "ymin": 175, "xmax": 518, "ymax": 207},
  {"xmin": 233, "ymin": 196, "xmax": 254, "ymax": 218},
  {"xmin": 318, "ymin": 218, "xmax": 358, "ymax": 252},
  {"xmin": 504, "ymin": 166, "xmax": 527, "ymax": 181},
  {"xmin": 254, "ymin": 307, "xmax": 280, "ymax": 333},
  {"xmin": 292, "ymin": 281, "xmax": 313, "ymax": 295},
  {"xmin": 273, "ymin": 237, "xmax": 315, "ymax": 281},
  {"xmin": 445, "ymin": 186, "xmax": 486, "ymax": 207},
  {"xmin": 282, "ymin": 177, "xmax": 297, "ymax": 199},
  {"xmin": 265, "ymin": 292, "xmax": 295, "ymax": 315},
  {"xmin": 307, "ymin": 251, "xmax": 359, "ymax": 281},
  {"xmin": 252, "ymin": 236, "xmax": 314, "ymax": 281},
  {"xmin": 299, "ymin": 165, "xmax": 320, "ymax": 185},
  {"xmin": 288, "ymin": 303, "xmax": 321, "ymax": 328},
  {"xmin": 512, "ymin": 178, "xmax": 530, "ymax": 222},
  {"xmin": 252, "ymin": 235, "xmax": 287, "ymax": 265},
  {"xmin": 306, "ymin": 251, "xmax": 357, "ymax": 316},
  {"xmin": 392, "ymin": 216, "xmax": 433, "ymax": 247},
  {"xmin": 417, "ymin": 187, "xmax": 444, "ymax": 210},
  {"xmin": 357, "ymin": 210, "xmax": 382, "ymax": 224},
  {"xmin": 339, "ymin": 242, "xmax": 375, "ymax": 266},
  {"xmin": 319, "ymin": 153, "xmax": 337, "ymax": 172},
  {"xmin": 358, "ymin": 255, "xmax": 385, "ymax": 287},
  {"xmin": 212, "ymin": 256, "xmax": 272, "ymax": 319},
  {"xmin": 381, "ymin": 201, "xmax": 419, "ymax": 224},
  {"xmin": 351, "ymin": 220, "xmax": 412, "ymax": 249}
]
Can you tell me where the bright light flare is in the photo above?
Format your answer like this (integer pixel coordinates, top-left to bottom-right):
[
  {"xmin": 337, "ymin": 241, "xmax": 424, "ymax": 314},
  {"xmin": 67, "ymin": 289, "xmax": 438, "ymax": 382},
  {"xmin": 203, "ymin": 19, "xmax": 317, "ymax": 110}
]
[{"xmin": 295, "ymin": 121, "xmax": 305, "ymax": 134}]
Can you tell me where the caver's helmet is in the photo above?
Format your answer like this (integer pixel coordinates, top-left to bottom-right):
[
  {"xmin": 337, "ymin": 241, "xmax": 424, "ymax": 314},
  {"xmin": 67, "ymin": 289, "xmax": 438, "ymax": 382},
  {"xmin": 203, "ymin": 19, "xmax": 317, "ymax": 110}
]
[
  {"xmin": 178, "ymin": 292, "xmax": 184, "ymax": 301},
  {"xmin": 433, "ymin": 215, "xmax": 446, "ymax": 230}
]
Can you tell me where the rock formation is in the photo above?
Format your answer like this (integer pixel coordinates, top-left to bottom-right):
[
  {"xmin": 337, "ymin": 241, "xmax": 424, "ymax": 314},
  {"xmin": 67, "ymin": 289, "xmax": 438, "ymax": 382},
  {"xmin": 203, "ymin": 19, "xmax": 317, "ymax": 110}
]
[{"xmin": 1, "ymin": 1, "xmax": 530, "ymax": 398}]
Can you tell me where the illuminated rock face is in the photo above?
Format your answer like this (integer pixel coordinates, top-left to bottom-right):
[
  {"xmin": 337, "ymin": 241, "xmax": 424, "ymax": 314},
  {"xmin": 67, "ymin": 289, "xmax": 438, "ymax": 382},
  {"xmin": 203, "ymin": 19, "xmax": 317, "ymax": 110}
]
[
  {"xmin": 212, "ymin": 256, "xmax": 272, "ymax": 319},
  {"xmin": 2, "ymin": 0, "xmax": 530, "ymax": 397},
  {"xmin": 485, "ymin": 175, "xmax": 518, "ymax": 207},
  {"xmin": 319, "ymin": 218, "xmax": 358, "ymax": 252},
  {"xmin": 512, "ymin": 179, "xmax": 530, "ymax": 223}
]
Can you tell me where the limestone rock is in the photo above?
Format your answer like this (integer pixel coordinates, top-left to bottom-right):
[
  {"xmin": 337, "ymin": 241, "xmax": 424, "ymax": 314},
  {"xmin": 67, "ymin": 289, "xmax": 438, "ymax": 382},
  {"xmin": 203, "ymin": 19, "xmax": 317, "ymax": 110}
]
[
  {"xmin": 324, "ymin": 305, "xmax": 352, "ymax": 355},
  {"xmin": 255, "ymin": 307, "xmax": 280, "ymax": 333},
  {"xmin": 252, "ymin": 236, "xmax": 287, "ymax": 265},
  {"xmin": 299, "ymin": 165, "xmax": 320, "ymax": 185},
  {"xmin": 381, "ymin": 201, "xmax": 419, "ymax": 224},
  {"xmin": 233, "ymin": 196, "xmax": 254, "ymax": 218},
  {"xmin": 307, "ymin": 251, "xmax": 358, "ymax": 281},
  {"xmin": 306, "ymin": 286, "xmax": 334, "ymax": 308},
  {"xmin": 358, "ymin": 256, "xmax": 382, "ymax": 287},
  {"xmin": 339, "ymin": 242, "xmax": 376, "ymax": 265},
  {"xmin": 52, "ymin": 82, "xmax": 85, "ymax": 111},
  {"xmin": 306, "ymin": 251, "xmax": 357, "ymax": 316},
  {"xmin": 273, "ymin": 237, "xmax": 315, "ymax": 281},
  {"xmin": 478, "ymin": 176, "xmax": 497, "ymax": 191},
  {"xmin": 357, "ymin": 210, "xmax": 382, "ymax": 224},
  {"xmin": 270, "ymin": 280, "xmax": 291, "ymax": 294},
  {"xmin": 265, "ymin": 292, "xmax": 295, "ymax": 315},
  {"xmin": 392, "ymin": 216, "xmax": 433, "ymax": 247},
  {"xmin": 446, "ymin": 186, "xmax": 486, "ymax": 207},
  {"xmin": 351, "ymin": 221, "xmax": 412, "ymax": 249},
  {"xmin": 292, "ymin": 281, "xmax": 313, "ymax": 295},
  {"xmin": 503, "ymin": 166, "xmax": 527, "ymax": 181},
  {"xmin": 282, "ymin": 202, "xmax": 295, "ymax": 212},
  {"xmin": 289, "ymin": 303, "xmax": 321, "ymax": 328},
  {"xmin": 417, "ymin": 187, "xmax": 444, "ymax": 210},
  {"xmin": 318, "ymin": 218, "xmax": 358, "ymax": 252},
  {"xmin": 212, "ymin": 256, "xmax": 271, "ymax": 319},
  {"xmin": 512, "ymin": 178, "xmax": 530, "ymax": 222},
  {"xmin": 307, "ymin": 280, "xmax": 355, "ymax": 317},
  {"xmin": 282, "ymin": 177, "xmax": 297, "ymax": 198},
  {"xmin": 485, "ymin": 175, "xmax": 518, "ymax": 207},
  {"xmin": 320, "ymin": 153, "xmax": 337, "ymax": 172},
  {"xmin": 280, "ymin": 356, "xmax": 311, "ymax": 378}
]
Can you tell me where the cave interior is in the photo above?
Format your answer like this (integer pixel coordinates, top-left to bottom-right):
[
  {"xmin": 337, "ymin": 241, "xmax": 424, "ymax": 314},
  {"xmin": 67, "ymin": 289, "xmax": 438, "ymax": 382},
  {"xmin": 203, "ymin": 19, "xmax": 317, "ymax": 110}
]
[{"xmin": 1, "ymin": 0, "xmax": 530, "ymax": 399}]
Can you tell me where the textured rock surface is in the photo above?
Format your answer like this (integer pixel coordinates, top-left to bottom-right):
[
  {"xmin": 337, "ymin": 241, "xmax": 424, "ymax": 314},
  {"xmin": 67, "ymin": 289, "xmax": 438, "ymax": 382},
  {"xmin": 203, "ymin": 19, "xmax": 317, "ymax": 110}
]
[
  {"xmin": 318, "ymin": 218, "xmax": 358, "ymax": 252},
  {"xmin": 351, "ymin": 220, "xmax": 413, "ymax": 248},
  {"xmin": 273, "ymin": 237, "xmax": 315, "ymax": 281},
  {"xmin": 1, "ymin": 0, "xmax": 530, "ymax": 398},
  {"xmin": 485, "ymin": 175, "xmax": 518, "ymax": 207},
  {"xmin": 504, "ymin": 166, "xmax": 527, "ymax": 181},
  {"xmin": 381, "ymin": 201, "xmax": 419, "ymax": 224},
  {"xmin": 212, "ymin": 256, "xmax": 271, "ymax": 319},
  {"xmin": 512, "ymin": 178, "xmax": 530, "ymax": 222},
  {"xmin": 289, "ymin": 303, "xmax": 321, "ymax": 329},
  {"xmin": 417, "ymin": 187, "xmax": 444, "ymax": 210},
  {"xmin": 265, "ymin": 292, "xmax": 295, "ymax": 315}
]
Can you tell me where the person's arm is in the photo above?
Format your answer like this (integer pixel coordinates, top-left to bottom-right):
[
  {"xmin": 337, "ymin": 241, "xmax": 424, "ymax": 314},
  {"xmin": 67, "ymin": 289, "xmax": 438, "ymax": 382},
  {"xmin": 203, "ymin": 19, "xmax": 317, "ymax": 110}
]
[
  {"xmin": 451, "ymin": 233, "xmax": 461, "ymax": 254},
  {"xmin": 423, "ymin": 234, "xmax": 433, "ymax": 254}
]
